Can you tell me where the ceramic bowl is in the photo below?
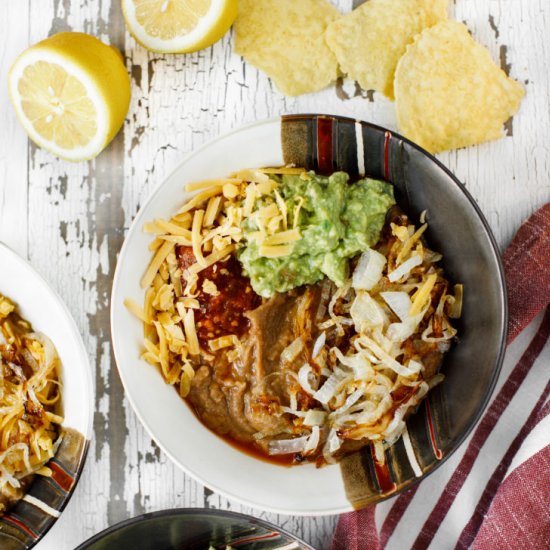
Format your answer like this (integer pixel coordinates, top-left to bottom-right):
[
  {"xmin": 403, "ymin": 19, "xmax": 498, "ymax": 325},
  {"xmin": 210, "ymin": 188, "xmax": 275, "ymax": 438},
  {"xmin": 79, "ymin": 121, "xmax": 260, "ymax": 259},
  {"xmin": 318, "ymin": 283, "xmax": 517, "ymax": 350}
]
[
  {"xmin": 0, "ymin": 242, "xmax": 93, "ymax": 548},
  {"xmin": 76, "ymin": 508, "xmax": 313, "ymax": 550},
  {"xmin": 111, "ymin": 114, "xmax": 506, "ymax": 514}
]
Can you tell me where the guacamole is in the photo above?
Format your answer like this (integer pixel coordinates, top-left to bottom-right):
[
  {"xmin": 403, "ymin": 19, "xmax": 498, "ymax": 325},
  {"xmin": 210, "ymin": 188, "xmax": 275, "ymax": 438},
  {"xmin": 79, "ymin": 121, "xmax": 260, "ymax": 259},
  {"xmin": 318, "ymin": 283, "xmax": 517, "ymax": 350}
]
[{"xmin": 238, "ymin": 171, "xmax": 395, "ymax": 297}]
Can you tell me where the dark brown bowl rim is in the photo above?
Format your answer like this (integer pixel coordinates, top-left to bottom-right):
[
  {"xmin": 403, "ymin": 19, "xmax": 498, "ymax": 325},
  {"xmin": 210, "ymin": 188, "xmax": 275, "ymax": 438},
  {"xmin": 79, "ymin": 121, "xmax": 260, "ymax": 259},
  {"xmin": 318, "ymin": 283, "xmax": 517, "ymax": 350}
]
[{"xmin": 281, "ymin": 113, "xmax": 508, "ymax": 502}]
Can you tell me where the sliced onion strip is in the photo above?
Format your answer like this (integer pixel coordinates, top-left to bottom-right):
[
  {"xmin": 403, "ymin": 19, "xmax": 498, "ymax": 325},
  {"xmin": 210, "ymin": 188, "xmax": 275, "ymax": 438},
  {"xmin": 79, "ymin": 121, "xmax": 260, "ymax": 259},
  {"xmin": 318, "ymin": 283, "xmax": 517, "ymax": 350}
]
[
  {"xmin": 387, "ymin": 254, "xmax": 422, "ymax": 282},
  {"xmin": 352, "ymin": 249, "xmax": 387, "ymax": 290},
  {"xmin": 298, "ymin": 364, "xmax": 317, "ymax": 396}
]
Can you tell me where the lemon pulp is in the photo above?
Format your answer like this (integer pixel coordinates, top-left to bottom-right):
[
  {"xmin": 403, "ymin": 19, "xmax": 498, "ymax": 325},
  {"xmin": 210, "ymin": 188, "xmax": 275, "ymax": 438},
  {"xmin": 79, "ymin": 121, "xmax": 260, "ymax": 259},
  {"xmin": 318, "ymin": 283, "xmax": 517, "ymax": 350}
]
[
  {"xmin": 135, "ymin": 0, "xmax": 210, "ymax": 39},
  {"xmin": 19, "ymin": 61, "xmax": 97, "ymax": 150},
  {"xmin": 9, "ymin": 32, "xmax": 130, "ymax": 161},
  {"xmin": 122, "ymin": 0, "xmax": 237, "ymax": 53}
]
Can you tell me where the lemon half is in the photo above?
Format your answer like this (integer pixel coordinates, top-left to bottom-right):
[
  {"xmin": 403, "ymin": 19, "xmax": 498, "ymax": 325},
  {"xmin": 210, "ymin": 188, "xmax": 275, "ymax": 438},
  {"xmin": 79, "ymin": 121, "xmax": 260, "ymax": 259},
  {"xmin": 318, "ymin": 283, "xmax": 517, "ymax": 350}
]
[
  {"xmin": 122, "ymin": 0, "xmax": 238, "ymax": 53},
  {"xmin": 8, "ymin": 32, "xmax": 130, "ymax": 162}
]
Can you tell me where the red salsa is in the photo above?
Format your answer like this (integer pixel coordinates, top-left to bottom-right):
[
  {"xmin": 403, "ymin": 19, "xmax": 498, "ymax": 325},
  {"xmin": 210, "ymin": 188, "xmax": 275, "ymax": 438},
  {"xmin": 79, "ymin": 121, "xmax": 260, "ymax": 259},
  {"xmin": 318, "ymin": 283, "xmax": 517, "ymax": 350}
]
[{"xmin": 177, "ymin": 246, "xmax": 261, "ymax": 345}]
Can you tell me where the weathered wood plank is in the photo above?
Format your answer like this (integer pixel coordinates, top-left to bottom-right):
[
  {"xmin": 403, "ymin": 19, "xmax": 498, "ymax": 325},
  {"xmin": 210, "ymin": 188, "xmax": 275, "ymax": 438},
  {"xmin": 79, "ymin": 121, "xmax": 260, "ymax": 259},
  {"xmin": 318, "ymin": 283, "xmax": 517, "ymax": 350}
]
[{"xmin": 23, "ymin": 0, "xmax": 129, "ymax": 547}]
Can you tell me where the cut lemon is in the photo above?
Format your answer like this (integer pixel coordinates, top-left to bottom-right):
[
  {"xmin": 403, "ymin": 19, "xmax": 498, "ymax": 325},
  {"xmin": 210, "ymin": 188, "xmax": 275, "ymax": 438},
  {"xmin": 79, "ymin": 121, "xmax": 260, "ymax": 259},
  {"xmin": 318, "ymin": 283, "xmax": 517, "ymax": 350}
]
[
  {"xmin": 122, "ymin": 0, "xmax": 238, "ymax": 53},
  {"xmin": 8, "ymin": 32, "xmax": 131, "ymax": 162}
]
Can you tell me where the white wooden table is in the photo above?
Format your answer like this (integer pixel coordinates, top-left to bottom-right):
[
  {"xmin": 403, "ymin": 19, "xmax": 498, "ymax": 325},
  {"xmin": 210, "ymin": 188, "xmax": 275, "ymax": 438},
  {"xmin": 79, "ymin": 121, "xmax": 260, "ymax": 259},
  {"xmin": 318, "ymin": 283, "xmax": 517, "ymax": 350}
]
[{"xmin": 0, "ymin": 1, "xmax": 548, "ymax": 548}]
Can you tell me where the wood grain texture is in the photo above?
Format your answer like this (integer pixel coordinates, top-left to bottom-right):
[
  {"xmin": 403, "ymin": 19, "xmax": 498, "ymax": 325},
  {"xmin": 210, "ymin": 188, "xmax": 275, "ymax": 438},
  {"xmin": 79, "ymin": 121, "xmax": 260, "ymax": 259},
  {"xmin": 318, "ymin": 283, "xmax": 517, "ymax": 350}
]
[
  {"xmin": 0, "ymin": 1, "xmax": 548, "ymax": 549},
  {"xmin": 0, "ymin": 1, "xmax": 30, "ymax": 258}
]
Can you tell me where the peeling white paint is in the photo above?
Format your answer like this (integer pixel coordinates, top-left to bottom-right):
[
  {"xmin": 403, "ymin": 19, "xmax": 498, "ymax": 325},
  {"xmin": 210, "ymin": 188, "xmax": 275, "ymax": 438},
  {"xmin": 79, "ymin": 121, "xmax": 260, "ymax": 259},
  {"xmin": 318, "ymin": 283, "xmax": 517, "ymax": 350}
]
[{"xmin": 99, "ymin": 235, "xmax": 109, "ymax": 275}]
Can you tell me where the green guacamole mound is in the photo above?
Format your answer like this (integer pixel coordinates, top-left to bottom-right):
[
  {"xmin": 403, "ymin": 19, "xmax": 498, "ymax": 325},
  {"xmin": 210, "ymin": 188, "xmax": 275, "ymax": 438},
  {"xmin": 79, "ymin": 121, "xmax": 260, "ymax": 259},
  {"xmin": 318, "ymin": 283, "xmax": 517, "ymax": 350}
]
[{"xmin": 238, "ymin": 171, "xmax": 395, "ymax": 298}]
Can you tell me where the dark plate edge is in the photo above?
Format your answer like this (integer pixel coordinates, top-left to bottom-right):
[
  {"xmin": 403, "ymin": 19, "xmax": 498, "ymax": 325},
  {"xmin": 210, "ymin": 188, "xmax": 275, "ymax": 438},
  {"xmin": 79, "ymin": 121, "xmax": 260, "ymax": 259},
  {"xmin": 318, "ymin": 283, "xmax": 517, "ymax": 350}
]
[{"xmin": 75, "ymin": 507, "xmax": 316, "ymax": 550}]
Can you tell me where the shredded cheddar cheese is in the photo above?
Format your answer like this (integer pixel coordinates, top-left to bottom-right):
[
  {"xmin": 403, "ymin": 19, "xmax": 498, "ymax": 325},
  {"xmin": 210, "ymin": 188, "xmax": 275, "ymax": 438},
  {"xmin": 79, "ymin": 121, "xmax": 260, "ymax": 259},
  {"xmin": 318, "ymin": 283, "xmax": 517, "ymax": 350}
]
[
  {"xmin": 397, "ymin": 223, "xmax": 428, "ymax": 265},
  {"xmin": 155, "ymin": 219, "xmax": 193, "ymax": 238},
  {"xmin": 202, "ymin": 279, "xmax": 219, "ymax": 296},
  {"xmin": 243, "ymin": 183, "xmax": 257, "ymax": 217},
  {"xmin": 230, "ymin": 168, "xmax": 270, "ymax": 184},
  {"xmin": 124, "ymin": 298, "xmax": 150, "ymax": 324},
  {"xmin": 148, "ymin": 238, "xmax": 163, "ymax": 251},
  {"xmin": 259, "ymin": 244, "xmax": 294, "ymax": 258},
  {"xmin": 259, "ymin": 167, "xmax": 305, "ymax": 175},
  {"xmin": 254, "ymin": 203, "xmax": 280, "ymax": 221},
  {"xmin": 274, "ymin": 189, "xmax": 288, "ymax": 230},
  {"xmin": 204, "ymin": 196, "xmax": 222, "ymax": 227},
  {"xmin": 293, "ymin": 196, "xmax": 305, "ymax": 229},
  {"xmin": 208, "ymin": 335, "xmax": 239, "ymax": 352},
  {"xmin": 178, "ymin": 187, "xmax": 223, "ymax": 214},
  {"xmin": 256, "ymin": 178, "xmax": 277, "ymax": 196},
  {"xmin": 182, "ymin": 308, "xmax": 199, "ymax": 356},
  {"xmin": 141, "ymin": 240, "xmax": 175, "ymax": 289},
  {"xmin": 188, "ymin": 244, "xmax": 235, "ymax": 274},
  {"xmin": 410, "ymin": 272, "xmax": 438, "ymax": 316},
  {"xmin": 263, "ymin": 229, "xmax": 301, "ymax": 246},
  {"xmin": 171, "ymin": 212, "xmax": 193, "ymax": 226},
  {"xmin": 185, "ymin": 178, "xmax": 241, "ymax": 192},
  {"xmin": 191, "ymin": 209, "xmax": 207, "ymax": 267},
  {"xmin": 223, "ymin": 182, "xmax": 241, "ymax": 199},
  {"xmin": 158, "ymin": 235, "xmax": 193, "ymax": 246}
]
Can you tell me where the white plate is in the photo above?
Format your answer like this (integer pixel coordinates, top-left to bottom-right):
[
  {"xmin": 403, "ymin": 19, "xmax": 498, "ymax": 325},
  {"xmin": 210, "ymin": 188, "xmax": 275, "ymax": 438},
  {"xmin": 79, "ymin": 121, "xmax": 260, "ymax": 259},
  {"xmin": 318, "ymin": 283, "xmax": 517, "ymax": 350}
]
[
  {"xmin": 0, "ymin": 243, "xmax": 93, "ymax": 441},
  {"xmin": 0, "ymin": 242, "xmax": 93, "ymax": 547},
  {"xmin": 111, "ymin": 119, "xmax": 351, "ymax": 515}
]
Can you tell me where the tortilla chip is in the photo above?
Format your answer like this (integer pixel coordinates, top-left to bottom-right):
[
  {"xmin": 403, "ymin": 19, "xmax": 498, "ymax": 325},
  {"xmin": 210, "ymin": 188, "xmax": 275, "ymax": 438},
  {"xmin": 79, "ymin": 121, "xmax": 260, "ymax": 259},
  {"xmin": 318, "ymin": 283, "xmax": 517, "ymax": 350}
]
[
  {"xmin": 325, "ymin": 0, "xmax": 448, "ymax": 99},
  {"xmin": 234, "ymin": 0, "xmax": 340, "ymax": 96},
  {"xmin": 395, "ymin": 20, "xmax": 525, "ymax": 153}
]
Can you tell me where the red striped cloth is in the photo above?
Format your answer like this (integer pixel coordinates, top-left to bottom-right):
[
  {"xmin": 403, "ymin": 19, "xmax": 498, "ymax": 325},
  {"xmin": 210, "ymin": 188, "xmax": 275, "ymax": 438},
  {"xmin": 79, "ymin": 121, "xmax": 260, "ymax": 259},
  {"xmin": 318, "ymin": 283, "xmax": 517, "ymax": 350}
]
[{"xmin": 331, "ymin": 203, "xmax": 550, "ymax": 550}]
